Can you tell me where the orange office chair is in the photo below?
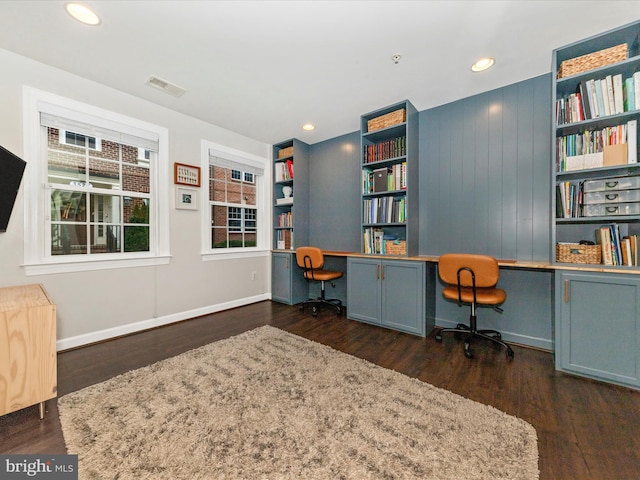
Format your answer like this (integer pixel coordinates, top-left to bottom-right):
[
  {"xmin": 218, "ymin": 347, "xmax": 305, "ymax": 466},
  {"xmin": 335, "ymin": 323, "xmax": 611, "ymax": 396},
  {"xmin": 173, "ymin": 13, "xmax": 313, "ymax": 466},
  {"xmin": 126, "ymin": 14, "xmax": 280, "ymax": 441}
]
[
  {"xmin": 435, "ymin": 253, "xmax": 514, "ymax": 359},
  {"xmin": 295, "ymin": 246, "xmax": 343, "ymax": 316}
]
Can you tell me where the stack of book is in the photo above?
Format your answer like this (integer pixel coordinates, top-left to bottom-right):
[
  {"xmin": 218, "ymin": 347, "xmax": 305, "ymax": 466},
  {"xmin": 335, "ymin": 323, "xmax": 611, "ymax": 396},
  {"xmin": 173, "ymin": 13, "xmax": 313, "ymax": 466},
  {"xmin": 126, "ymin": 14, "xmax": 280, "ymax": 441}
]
[
  {"xmin": 556, "ymin": 181, "xmax": 583, "ymax": 218},
  {"xmin": 277, "ymin": 212, "xmax": 292, "ymax": 227},
  {"xmin": 363, "ymin": 136, "xmax": 406, "ymax": 163},
  {"xmin": 362, "ymin": 163, "xmax": 407, "ymax": 193},
  {"xmin": 555, "ymin": 119, "xmax": 637, "ymax": 171},
  {"xmin": 556, "ymin": 72, "xmax": 640, "ymax": 125},
  {"xmin": 274, "ymin": 160, "xmax": 294, "ymax": 181},
  {"xmin": 276, "ymin": 229, "xmax": 292, "ymax": 250},
  {"xmin": 363, "ymin": 195, "xmax": 406, "ymax": 224},
  {"xmin": 596, "ymin": 223, "xmax": 639, "ymax": 266}
]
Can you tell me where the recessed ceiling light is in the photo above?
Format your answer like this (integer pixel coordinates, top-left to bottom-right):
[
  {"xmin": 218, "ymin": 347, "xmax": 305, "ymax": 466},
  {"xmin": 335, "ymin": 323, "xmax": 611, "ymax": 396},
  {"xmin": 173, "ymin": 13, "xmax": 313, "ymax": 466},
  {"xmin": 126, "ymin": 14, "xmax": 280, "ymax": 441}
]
[
  {"xmin": 65, "ymin": 2, "xmax": 101, "ymax": 26},
  {"xmin": 471, "ymin": 57, "xmax": 495, "ymax": 72},
  {"xmin": 302, "ymin": 124, "xmax": 315, "ymax": 131}
]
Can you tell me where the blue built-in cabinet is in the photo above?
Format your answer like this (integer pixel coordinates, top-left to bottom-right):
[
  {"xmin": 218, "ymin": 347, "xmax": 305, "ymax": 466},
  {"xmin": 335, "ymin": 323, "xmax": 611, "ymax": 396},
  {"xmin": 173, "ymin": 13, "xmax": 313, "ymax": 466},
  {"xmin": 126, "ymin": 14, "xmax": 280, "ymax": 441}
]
[
  {"xmin": 556, "ymin": 271, "xmax": 640, "ymax": 389},
  {"xmin": 347, "ymin": 257, "xmax": 434, "ymax": 337}
]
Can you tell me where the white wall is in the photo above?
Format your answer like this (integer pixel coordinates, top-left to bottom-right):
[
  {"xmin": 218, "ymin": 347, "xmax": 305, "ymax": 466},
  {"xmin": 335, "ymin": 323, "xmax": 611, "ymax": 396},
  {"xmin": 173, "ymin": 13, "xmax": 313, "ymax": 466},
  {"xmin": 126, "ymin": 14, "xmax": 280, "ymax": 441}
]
[{"xmin": 0, "ymin": 48, "xmax": 272, "ymax": 350}]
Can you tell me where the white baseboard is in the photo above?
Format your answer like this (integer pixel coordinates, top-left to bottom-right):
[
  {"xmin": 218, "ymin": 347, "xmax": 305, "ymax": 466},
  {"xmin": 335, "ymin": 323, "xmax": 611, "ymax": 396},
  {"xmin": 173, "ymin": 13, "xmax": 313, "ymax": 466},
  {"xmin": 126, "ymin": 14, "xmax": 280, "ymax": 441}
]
[{"xmin": 56, "ymin": 293, "xmax": 271, "ymax": 351}]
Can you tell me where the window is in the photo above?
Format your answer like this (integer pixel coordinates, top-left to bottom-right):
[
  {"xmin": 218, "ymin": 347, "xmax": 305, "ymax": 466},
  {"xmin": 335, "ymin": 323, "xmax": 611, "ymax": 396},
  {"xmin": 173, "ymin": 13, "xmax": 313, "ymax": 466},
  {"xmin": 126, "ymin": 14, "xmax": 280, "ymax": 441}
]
[
  {"xmin": 202, "ymin": 141, "xmax": 267, "ymax": 256},
  {"xmin": 210, "ymin": 165, "xmax": 258, "ymax": 248},
  {"xmin": 48, "ymin": 127, "xmax": 151, "ymax": 255},
  {"xmin": 22, "ymin": 87, "xmax": 170, "ymax": 274},
  {"xmin": 60, "ymin": 130, "xmax": 101, "ymax": 151}
]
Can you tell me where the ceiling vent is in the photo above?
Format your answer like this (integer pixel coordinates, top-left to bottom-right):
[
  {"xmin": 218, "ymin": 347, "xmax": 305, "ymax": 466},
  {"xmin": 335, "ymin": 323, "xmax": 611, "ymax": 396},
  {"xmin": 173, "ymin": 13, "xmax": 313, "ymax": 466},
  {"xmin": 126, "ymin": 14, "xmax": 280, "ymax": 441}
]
[{"xmin": 145, "ymin": 75, "xmax": 186, "ymax": 97}]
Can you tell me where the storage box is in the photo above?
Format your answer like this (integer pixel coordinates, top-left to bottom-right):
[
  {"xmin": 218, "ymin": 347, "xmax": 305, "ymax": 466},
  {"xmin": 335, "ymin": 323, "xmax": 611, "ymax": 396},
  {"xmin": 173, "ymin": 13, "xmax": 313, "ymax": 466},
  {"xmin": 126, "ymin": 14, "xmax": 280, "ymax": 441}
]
[
  {"xmin": 557, "ymin": 43, "xmax": 628, "ymax": 79},
  {"xmin": 583, "ymin": 175, "xmax": 640, "ymax": 192},
  {"xmin": 556, "ymin": 243, "xmax": 602, "ymax": 264},
  {"xmin": 583, "ymin": 189, "xmax": 640, "ymax": 204},
  {"xmin": 367, "ymin": 109, "xmax": 406, "ymax": 132},
  {"xmin": 278, "ymin": 146, "xmax": 293, "ymax": 159},
  {"xmin": 583, "ymin": 202, "xmax": 640, "ymax": 216},
  {"xmin": 565, "ymin": 152, "xmax": 604, "ymax": 171},
  {"xmin": 385, "ymin": 239, "xmax": 406, "ymax": 255},
  {"xmin": 604, "ymin": 143, "xmax": 628, "ymax": 166}
]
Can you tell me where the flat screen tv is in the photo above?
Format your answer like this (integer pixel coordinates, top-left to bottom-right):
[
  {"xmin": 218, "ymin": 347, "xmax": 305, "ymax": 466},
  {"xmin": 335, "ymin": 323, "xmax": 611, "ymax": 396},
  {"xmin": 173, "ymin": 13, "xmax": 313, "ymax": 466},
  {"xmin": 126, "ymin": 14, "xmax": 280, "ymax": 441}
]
[{"xmin": 0, "ymin": 145, "xmax": 26, "ymax": 233}]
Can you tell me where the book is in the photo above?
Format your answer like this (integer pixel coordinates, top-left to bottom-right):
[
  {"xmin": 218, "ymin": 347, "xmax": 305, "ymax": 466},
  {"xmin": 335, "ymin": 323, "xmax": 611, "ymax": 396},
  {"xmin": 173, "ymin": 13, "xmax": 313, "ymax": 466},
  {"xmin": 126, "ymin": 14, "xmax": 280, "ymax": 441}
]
[
  {"xmin": 609, "ymin": 223, "xmax": 622, "ymax": 266},
  {"xmin": 373, "ymin": 167, "xmax": 388, "ymax": 193},
  {"xmin": 587, "ymin": 79, "xmax": 602, "ymax": 118},
  {"xmin": 634, "ymin": 71, "xmax": 640, "ymax": 110},
  {"xmin": 613, "ymin": 74, "xmax": 624, "ymax": 114},
  {"xmin": 579, "ymin": 81, "xmax": 592, "ymax": 120},
  {"xmin": 622, "ymin": 237, "xmax": 631, "ymax": 266},
  {"xmin": 628, "ymin": 119, "xmax": 637, "ymax": 163},
  {"xmin": 624, "ymin": 76, "xmax": 635, "ymax": 112},
  {"xmin": 596, "ymin": 227, "xmax": 614, "ymax": 265},
  {"xmin": 605, "ymin": 75, "xmax": 616, "ymax": 115},
  {"xmin": 595, "ymin": 79, "xmax": 606, "ymax": 116}
]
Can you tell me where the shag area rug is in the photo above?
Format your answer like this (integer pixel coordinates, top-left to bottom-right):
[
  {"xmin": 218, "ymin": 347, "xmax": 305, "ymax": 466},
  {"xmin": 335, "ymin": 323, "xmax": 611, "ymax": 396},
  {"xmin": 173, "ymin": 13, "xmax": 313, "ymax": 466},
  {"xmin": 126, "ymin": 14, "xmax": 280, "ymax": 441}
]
[{"xmin": 58, "ymin": 326, "xmax": 539, "ymax": 479}]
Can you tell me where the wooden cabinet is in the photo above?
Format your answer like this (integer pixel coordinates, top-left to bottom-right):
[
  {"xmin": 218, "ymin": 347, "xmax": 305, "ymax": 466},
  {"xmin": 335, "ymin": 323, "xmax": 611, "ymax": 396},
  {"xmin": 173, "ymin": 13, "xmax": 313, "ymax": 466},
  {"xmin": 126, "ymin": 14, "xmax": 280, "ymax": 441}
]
[
  {"xmin": 360, "ymin": 100, "xmax": 419, "ymax": 256},
  {"xmin": 271, "ymin": 252, "xmax": 308, "ymax": 305},
  {"xmin": 0, "ymin": 284, "xmax": 56, "ymax": 418},
  {"xmin": 347, "ymin": 257, "xmax": 431, "ymax": 336},
  {"xmin": 555, "ymin": 271, "xmax": 640, "ymax": 388}
]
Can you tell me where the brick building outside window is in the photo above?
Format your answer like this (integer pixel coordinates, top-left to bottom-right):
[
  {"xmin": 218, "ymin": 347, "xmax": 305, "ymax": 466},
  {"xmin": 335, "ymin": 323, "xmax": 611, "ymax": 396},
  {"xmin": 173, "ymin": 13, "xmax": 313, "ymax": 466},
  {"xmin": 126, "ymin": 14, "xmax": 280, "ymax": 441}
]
[{"xmin": 210, "ymin": 165, "xmax": 257, "ymax": 248}]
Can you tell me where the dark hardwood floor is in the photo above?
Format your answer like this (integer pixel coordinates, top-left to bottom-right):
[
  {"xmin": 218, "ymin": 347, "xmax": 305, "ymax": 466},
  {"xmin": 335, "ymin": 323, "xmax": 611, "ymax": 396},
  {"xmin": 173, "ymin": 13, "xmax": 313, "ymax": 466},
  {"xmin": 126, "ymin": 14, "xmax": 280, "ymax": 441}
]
[{"xmin": 1, "ymin": 300, "xmax": 639, "ymax": 479}]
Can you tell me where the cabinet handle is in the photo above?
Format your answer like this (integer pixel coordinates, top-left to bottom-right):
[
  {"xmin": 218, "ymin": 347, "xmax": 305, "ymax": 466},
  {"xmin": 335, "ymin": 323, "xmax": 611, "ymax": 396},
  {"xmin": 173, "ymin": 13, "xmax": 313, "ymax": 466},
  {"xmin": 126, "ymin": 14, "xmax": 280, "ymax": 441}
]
[
  {"xmin": 564, "ymin": 279, "xmax": 569, "ymax": 303},
  {"xmin": 381, "ymin": 265, "xmax": 385, "ymax": 280},
  {"xmin": 376, "ymin": 264, "xmax": 380, "ymax": 279},
  {"xmin": 285, "ymin": 257, "xmax": 289, "ymax": 269}
]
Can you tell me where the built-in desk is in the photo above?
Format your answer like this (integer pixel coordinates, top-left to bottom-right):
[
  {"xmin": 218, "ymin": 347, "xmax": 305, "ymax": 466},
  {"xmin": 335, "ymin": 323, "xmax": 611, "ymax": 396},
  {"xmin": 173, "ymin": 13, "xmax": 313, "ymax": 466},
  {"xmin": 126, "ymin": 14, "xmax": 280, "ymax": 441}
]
[
  {"xmin": 274, "ymin": 250, "xmax": 556, "ymax": 348},
  {"xmin": 273, "ymin": 250, "xmax": 640, "ymax": 390}
]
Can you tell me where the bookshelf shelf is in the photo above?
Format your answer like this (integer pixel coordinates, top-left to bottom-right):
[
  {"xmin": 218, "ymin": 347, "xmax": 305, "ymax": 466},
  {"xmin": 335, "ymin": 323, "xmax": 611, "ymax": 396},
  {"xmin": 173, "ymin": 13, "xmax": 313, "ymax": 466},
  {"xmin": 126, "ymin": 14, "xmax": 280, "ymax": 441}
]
[{"xmin": 360, "ymin": 100, "xmax": 418, "ymax": 256}]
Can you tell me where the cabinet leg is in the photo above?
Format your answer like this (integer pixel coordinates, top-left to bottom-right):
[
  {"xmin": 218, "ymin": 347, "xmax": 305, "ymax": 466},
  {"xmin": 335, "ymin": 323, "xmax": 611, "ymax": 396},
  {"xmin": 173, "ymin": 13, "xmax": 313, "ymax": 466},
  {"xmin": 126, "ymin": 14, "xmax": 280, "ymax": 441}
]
[{"xmin": 39, "ymin": 401, "xmax": 45, "ymax": 420}]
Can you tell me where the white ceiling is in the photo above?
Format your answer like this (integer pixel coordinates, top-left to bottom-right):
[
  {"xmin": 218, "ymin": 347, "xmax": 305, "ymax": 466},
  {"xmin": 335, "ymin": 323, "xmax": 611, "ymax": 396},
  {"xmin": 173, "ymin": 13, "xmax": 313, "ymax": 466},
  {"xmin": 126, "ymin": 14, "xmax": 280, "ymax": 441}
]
[{"xmin": 1, "ymin": 1, "xmax": 640, "ymax": 145}]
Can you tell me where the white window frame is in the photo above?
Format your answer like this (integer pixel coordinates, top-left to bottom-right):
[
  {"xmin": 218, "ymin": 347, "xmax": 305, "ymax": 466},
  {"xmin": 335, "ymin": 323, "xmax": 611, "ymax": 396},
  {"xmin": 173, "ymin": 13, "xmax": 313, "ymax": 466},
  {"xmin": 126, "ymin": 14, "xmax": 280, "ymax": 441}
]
[
  {"xmin": 22, "ymin": 86, "xmax": 171, "ymax": 275},
  {"xmin": 200, "ymin": 140, "xmax": 270, "ymax": 261}
]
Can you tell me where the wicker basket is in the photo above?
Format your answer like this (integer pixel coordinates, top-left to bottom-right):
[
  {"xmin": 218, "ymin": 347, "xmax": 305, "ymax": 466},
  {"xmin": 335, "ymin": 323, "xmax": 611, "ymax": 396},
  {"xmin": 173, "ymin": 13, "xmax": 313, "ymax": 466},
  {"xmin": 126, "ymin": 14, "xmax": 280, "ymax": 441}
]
[
  {"xmin": 556, "ymin": 243, "xmax": 601, "ymax": 264},
  {"xmin": 557, "ymin": 44, "xmax": 628, "ymax": 79},
  {"xmin": 385, "ymin": 240, "xmax": 406, "ymax": 255},
  {"xmin": 278, "ymin": 146, "xmax": 293, "ymax": 159},
  {"xmin": 367, "ymin": 109, "xmax": 406, "ymax": 133}
]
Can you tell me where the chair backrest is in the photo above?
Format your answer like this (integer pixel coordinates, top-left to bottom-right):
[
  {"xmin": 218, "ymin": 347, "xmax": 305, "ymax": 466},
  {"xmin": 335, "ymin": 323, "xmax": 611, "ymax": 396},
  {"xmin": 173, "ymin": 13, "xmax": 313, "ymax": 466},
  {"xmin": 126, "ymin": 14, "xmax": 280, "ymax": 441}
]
[
  {"xmin": 438, "ymin": 253, "xmax": 499, "ymax": 288},
  {"xmin": 296, "ymin": 246, "xmax": 324, "ymax": 271}
]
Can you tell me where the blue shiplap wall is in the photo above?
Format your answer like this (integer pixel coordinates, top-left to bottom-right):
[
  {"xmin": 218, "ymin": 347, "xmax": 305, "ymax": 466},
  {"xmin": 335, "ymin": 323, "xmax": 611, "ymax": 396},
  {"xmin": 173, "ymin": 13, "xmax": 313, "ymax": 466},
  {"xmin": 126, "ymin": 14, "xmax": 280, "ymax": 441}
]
[
  {"xmin": 308, "ymin": 131, "xmax": 361, "ymax": 252},
  {"xmin": 419, "ymin": 74, "xmax": 552, "ymax": 261}
]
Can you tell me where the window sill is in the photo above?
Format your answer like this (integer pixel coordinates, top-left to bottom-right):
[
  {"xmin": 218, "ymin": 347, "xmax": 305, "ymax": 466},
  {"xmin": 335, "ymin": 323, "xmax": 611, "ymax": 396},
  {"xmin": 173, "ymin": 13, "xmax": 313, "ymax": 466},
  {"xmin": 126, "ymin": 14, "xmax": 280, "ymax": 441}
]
[
  {"xmin": 23, "ymin": 255, "xmax": 171, "ymax": 276},
  {"xmin": 201, "ymin": 249, "xmax": 270, "ymax": 262}
]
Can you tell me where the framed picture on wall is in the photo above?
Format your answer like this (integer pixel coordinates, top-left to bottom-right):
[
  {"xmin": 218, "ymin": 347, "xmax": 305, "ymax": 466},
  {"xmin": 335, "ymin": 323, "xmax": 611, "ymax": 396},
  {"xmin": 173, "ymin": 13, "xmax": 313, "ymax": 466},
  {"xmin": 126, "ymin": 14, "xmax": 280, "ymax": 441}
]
[
  {"xmin": 174, "ymin": 162, "xmax": 201, "ymax": 187},
  {"xmin": 175, "ymin": 186, "xmax": 198, "ymax": 210}
]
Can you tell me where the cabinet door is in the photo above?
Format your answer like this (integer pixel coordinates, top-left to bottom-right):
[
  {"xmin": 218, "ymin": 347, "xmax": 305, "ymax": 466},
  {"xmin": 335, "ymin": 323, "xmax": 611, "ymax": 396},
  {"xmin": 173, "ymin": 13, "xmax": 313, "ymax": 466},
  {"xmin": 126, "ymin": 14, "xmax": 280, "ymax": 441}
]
[
  {"xmin": 272, "ymin": 253, "xmax": 293, "ymax": 304},
  {"xmin": 272, "ymin": 253, "xmax": 308, "ymax": 305},
  {"xmin": 556, "ymin": 272, "xmax": 640, "ymax": 388},
  {"xmin": 347, "ymin": 257, "xmax": 381, "ymax": 325},
  {"xmin": 381, "ymin": 260, "xmax": 426, "ymax": 336}
]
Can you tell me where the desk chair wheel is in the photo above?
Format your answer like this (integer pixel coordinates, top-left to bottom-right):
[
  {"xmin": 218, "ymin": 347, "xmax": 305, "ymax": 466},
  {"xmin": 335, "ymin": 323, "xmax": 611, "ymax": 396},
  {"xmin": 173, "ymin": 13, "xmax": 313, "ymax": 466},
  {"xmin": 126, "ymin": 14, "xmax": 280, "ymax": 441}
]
[
  {"xmin": 464, "ymin": 341, "xmax": 473, "ymax": 359},
  {"xmin": 505, "ymin": 346, "xmax": 515, "ymax": 360}
]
